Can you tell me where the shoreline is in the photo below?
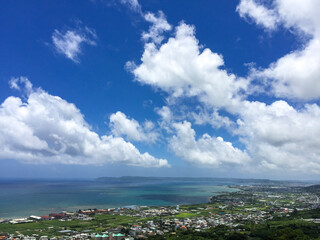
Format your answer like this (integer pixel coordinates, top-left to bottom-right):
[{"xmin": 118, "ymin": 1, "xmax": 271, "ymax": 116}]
[{"xmin": 0, "ymin": 187, "xmax": 240, "ymax": 220}]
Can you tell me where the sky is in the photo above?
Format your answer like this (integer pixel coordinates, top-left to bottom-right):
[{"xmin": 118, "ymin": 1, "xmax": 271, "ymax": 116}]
[{"xmin": 1, "ymin": 0, "xmax": 320, "ymax": 180}]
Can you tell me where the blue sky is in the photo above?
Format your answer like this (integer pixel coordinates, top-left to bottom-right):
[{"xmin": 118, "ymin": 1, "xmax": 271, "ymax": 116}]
[{"xmin": 1, "ymin": 0, "xmax": 320, "ymax": 180}]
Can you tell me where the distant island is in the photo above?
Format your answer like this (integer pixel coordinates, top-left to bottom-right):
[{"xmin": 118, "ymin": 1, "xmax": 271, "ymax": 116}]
[{"xmin": 96, "ymin": 176, "xmax": 316, "ymax": 185}]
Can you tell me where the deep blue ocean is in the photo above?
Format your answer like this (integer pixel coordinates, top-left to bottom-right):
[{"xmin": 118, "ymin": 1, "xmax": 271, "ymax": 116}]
[{"xmin": 0, "ymin": 177, "xmax": 248, "ymax": 218}]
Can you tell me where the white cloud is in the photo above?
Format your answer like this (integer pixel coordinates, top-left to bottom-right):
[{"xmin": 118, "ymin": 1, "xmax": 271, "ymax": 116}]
[
  {"xmin": 274, "ymin": 0, "xmax": 320, "ymax": 36},
  {"xmin": 169, "ymin": 121, "xmax": 251, "ymax": 167},
  {"xmin": 129, "ymin": 23, "xmax": 248, "ymax": 110},
  {"xmin": 238, "ymin": 0, "xmax": 320, "ymax": 100},
  {"xmin": 109, "ymin": 111, "xmax": 159, "ymax": 143},
  {"xmin": 9, "ymin": 77, "xmax": 33, "ymax": 95},
  {"xmin": 143, "ymin": 120, "xmax": 155, "ymax": 131},
  {"xmin": 257, "ymin": 38, "xmax": 320, "ymax": 99},
  {"xmin": 142, "ymin": 11, "xmax": 172, "ymax": 44},
  {"xmin": 156, "ymin": 106, "xmax": 172, "ymax": 122},
  {"xmin": 236, "ymin": 0, "xmax": 279, "ymax": 30},
  {"xmin": 52, "ymin": 26, "xmax": 97, "ymax": 63},
  {"xmin": 120, "ymin": 0, "xmax": 142, "ymax": 13},
  {"xmin": 190, "ymin": 107, "xmax": 235, "ymax": 130},
  {"xmin": 156, "ymin": 104, "xmax": 235, "ymax": 132},
  {"xmin": 0, "ymin": 77, "xmax": 169, "ymax": 168},
  {"xmin": 236, "ymin": 100, "xmax": 320, "ymax": 173},
  {"xmin": 120, "ymin": 1, "xmax": 171, "ymax": 43},
  {"xmin": 154, "ymin": 106, "xmax": 175, "ymax": 133}
]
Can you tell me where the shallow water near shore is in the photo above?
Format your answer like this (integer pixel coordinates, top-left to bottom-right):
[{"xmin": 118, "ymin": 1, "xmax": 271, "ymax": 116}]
[{"xmin": 0, "ymin": 177, "xmax": 240, "ymax": 218}]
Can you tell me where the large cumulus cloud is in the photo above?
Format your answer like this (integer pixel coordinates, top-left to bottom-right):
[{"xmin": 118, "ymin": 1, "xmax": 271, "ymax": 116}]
[
  {"xmin": 169, "ymin": 121, "xmax": 251, "ymax": 167},
  {"xmin": 0, "ymin": 77, "xmax": 169, "ymax": 168},
  {"xmin": 236, "ymin": 100, "xmax": 320, "ymax": 173},
  {"xmin": 128, "ymin": 23, "xmax": 249, "ymax": 110},
  {"xmin": 238, "ymin": 0, "xmax": 320, "ymax": 100}
]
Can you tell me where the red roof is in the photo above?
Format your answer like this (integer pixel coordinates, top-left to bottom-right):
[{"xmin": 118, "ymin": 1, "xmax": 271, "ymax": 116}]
[
  {"xmin": 49, "ymin": 213, "xmax": 63, "ymax": 217},
  {"xmin": 41, "ymin": 215, "xmax": 50, "ymax": 219}
]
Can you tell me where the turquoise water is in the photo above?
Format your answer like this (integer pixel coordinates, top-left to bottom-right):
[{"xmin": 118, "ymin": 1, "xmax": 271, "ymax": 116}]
[{"xmin": 0, "ymin": 178, "xmax": 239, "ymax": 218}]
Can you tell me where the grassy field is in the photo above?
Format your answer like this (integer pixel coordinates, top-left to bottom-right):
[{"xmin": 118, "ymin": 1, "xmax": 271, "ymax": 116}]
[
  {"xmin": 0, "ymin": 215, "xmax": 148, "ymax": 236},
  {"xmin": 174, "ymin": 212, "xmax": 198, "ymax": 218},
  {"xmin": 0, "ymin": 220, "xmax": 94, "ymax": 236}
]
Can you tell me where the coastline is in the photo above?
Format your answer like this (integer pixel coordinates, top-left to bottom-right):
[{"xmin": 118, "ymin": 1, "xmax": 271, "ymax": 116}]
[
  {"xmin": 0, "ymin": 186, "xmax": 240, "ymax": 220},
  {"xmin": 0, "ymin": 178, "xmax": 241, "ymax": 219}
]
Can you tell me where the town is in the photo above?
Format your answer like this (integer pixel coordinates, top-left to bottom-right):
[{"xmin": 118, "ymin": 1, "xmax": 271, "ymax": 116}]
[{"xmin": 1, "ymin": 184, "xmax": 320, "ymax": 240}]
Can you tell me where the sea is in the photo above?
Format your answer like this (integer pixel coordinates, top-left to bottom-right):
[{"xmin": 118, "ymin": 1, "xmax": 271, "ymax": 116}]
[{"xmin": 0, "ymin": 176, "xmax": 287, "ymax": 218}]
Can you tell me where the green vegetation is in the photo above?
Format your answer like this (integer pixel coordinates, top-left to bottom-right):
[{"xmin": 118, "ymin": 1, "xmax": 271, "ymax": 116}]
[
  {"xmin": 247, "ymin": 219, "xmax": 320, "ymax": 240},
  {"xmin": 148, "ymin": 218, "xmax": 320, "ymax": 240},
  {"xmin": 0, "ymin": 215, "xmax": 147, "ymax": 237},
  {"xmin": 174, "ymin": 212, "xmax": 198, "ymax": 218},
  {"xmin": 148, "ymin": 226, "xmax": 248, "ymax": 240},
  {"xmin": 0, "ymin": 220, "xmax": 93, "ymax": 236}
]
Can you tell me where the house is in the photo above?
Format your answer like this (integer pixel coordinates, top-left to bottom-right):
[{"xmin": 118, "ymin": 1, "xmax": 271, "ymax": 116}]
[
  {"xmin": 0, "ymin": 233, "xmax": 8, "ymax": 240},
  {"xmin": 112, "ymin": 233, "xmax": 125, "ymax": 240},
  {"xmin": 29, "ymin": 216, "xmax": 41, "ymax": 221},
  {"xmin": 23, "ymin": 237, "xmax": 36, "ymax": 240},
  {"xmin": 49, "ymin": 213, "xmax": 63, "ymax": 219}
]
